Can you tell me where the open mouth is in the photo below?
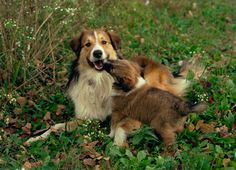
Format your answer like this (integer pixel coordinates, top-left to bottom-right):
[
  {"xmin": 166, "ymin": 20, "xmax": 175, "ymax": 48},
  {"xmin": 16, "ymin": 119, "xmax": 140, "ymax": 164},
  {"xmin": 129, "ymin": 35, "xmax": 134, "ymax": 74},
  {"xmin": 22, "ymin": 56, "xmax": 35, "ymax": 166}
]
[{"xmin": 93, "ymin": 60, "xmax": 104, "ymax": 71}]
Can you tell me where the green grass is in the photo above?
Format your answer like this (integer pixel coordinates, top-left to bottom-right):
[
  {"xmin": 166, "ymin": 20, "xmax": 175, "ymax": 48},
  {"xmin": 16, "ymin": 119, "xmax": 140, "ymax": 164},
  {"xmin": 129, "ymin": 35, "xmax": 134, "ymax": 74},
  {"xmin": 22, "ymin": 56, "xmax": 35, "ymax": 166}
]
[{"xmin": 0, "ymin": 0, "xmax": 236, "ymax": 169}]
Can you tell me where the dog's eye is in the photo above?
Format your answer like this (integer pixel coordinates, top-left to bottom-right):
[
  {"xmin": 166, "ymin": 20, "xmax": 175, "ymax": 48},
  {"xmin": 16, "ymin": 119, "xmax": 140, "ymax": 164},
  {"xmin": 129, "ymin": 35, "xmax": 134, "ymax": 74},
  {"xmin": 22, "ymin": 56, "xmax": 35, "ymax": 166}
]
[
  {"xmin": 85, "ymin": 42, "xmax": 91, "ymax": 47},
  {"xmin": 101, "ymin": 40, "xmax": 107, "ymax": 45}
]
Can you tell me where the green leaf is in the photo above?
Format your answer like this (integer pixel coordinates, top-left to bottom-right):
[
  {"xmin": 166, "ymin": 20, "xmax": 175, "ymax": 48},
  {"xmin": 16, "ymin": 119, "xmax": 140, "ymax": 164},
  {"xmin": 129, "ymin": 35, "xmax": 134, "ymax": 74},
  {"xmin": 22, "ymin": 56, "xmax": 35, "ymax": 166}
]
[
  {"xmin": 137, "ymin": 150, "xmax": 147, "ymax": 162},
  {"xmin": 155, "ymin": 156, "xmax": 165, "ymax": 166},
  {"xmin": 109, "ymin": 146, "xmax": 122, "ymax": 157},
  {"xmin": 125, "ymin": 149, "xmax": 133, "ymax": 159},
  {"xmin": 215, "ymin": 145, "xmax": 223, "ymax": 154}
]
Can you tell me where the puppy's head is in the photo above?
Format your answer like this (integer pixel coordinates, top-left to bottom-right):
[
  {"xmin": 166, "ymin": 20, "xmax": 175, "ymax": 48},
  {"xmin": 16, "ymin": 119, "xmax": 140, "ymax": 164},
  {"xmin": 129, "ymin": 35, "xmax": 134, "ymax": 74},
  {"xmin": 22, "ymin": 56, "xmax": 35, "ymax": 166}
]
[
  {"xmin": 70, "ymin": 29, "xmax": 121, "ymax": 71},
  {"xmin": 104, "ymin": 59, "xmax": 141, "ymax": 92}
]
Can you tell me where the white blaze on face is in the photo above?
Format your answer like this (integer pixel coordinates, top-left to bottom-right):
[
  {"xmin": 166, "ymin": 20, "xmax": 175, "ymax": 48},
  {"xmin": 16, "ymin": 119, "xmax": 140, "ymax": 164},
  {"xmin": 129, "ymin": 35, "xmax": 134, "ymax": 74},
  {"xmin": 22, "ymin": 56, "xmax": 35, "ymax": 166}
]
[
  {"xmin": 90, "ymin": 31, "xmax": 106, "ymax": 61},
  {"xmin": 90, "ymin": 31, "xmax": 107, "ymax": 70}
]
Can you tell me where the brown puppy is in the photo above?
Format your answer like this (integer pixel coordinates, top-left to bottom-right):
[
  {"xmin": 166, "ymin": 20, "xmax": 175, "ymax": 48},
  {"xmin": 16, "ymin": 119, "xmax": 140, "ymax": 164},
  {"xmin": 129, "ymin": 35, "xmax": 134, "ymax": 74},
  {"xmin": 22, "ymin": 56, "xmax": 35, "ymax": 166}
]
[
  {"xmin": 104, "ymin": 59, "xmax": 206, "ymax": 146},
  {"xmin": 113, "ymin": 55, "xmax": 205, "ymax": 146}
]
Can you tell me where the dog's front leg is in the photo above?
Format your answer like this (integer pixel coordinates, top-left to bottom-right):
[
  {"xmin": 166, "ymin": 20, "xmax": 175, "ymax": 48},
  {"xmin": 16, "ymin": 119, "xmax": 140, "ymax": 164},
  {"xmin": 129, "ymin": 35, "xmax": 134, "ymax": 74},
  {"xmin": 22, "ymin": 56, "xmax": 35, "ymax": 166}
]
[
  {"xmin": 108, "ymin": 111, "xmax": 125, "ymax": 138},
  {"xmin": 114, "ymin": 118, "xmax": 142, "ymax": 147}
]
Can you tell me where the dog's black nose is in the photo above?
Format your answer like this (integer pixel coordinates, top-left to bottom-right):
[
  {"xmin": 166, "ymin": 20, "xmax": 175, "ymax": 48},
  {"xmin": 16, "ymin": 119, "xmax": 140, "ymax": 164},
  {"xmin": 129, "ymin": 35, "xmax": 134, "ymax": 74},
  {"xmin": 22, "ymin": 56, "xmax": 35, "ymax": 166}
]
[
  {"xmin": 103, "ymin": 62, "xmax": 113, "ymax": 72},
  {"xmin": 93, "ymin": 50, "xmax": 103, "ymax": 58}
]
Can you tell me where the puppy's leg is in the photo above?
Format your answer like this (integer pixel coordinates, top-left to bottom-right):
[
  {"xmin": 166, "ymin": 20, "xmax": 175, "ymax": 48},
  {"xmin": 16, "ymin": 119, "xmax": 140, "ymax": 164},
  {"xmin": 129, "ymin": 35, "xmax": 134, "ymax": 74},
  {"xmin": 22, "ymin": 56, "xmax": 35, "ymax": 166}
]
[
  {"xmin": 151, "ymin": 119, "xmax": 176, "ymax": 146},
  {"xmin": 160, "ymin": 128, "xmax": 176, "ymax": 146},
  {"xmin": 109, "ymin": 112, "xmax": 125, "ymax": 138},
  {"xmin": 114, "ymin": 118, "xmax": 141, "ymax": 147},
  {"xmin": 175, "ymin": 117, "xmax": 187, "ymax": 133},
  {"xmin": 114, "ymin": 125, "xmax": 128, "ymax": 147}
]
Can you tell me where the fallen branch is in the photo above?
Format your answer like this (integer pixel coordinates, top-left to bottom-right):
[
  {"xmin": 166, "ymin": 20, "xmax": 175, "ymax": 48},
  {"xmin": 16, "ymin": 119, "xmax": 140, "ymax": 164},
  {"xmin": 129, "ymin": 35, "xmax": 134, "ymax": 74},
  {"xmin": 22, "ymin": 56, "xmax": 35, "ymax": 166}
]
[{"xmin": 24, "ymin": 119, "xmax": 83, "ymax": 146}]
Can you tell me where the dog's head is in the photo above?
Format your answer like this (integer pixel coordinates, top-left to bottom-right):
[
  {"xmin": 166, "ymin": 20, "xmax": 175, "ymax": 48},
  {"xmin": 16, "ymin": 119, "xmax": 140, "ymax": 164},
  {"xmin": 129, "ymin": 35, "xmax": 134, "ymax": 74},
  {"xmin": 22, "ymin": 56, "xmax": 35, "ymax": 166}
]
[
  {"xmin": 70, "ymin": 29, "xmax": 121, "ymax": 71},
  {"xmin": 104, "ymin": 59, "xmax": 142, "ymax": 92}
]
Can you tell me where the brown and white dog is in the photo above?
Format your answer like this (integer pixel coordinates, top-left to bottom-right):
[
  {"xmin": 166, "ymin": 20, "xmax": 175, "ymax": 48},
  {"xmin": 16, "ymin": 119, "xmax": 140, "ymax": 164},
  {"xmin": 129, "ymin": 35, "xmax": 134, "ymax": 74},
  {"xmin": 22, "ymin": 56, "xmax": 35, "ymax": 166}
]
[
  {"xmin": 103, "ymin": 59, "xmax": 206, "ymax": 146},
  {"xmin": 67, "ymin": 29, "xmax": 122, "ymax": 120}
]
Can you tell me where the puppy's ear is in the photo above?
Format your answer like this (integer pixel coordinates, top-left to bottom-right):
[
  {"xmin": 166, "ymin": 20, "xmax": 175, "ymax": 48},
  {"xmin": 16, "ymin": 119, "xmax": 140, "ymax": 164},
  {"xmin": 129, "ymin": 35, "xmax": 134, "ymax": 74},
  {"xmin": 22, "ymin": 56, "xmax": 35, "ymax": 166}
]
[
  {"xmin": 69, "ymin": 32, "xmax": 84, "ymax": 57},
  {"xmin": 107, "ymin": 31, "xmax": 121, "ymax": 50},
  {"xmin": 130, "ymin": 61, "xmax": 142, "ymax": 76}
]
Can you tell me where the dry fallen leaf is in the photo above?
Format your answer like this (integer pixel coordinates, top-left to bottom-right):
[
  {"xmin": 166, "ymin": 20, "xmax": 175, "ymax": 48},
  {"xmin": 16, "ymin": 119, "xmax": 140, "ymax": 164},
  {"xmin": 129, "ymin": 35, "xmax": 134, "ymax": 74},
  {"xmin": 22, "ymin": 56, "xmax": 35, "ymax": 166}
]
[
  {"xmin": 31, "ymin": 160, "xmax": 43, "ymax": 168},
  {"xmin": 192, "ymin": 2, "xmax": 197, "ymax": 10},
  {"xmin": 196, "ymin": 120, "xmax": 215, "ymax": 133},
  {"xmin": 26, "ymin": 91, "xmax": 36, "ymax": 99},
  {"xmin": 8, "ymin": 117, "xmax": 17, "ymax": 124},
  {"xmin": 208, "ymin": 96, "xmax": 214, "ymax": 103},
  {"xmin": 95, "ymin": 165, "xmax": 101, "ymax": 170},
  {"xmin": 80, "ymin": 141, "xmax": 101, "ymax": 160},
  {"xmin": 22, "ymin": 161, "xmax": 32, "ymax": 169},
  {"xmin": 28, "ymin": 100, "xmax": 35, "ymax": 107},
  {"xmin": 232, "ymin": 122, "xmax": 236, "ymax": 132},
  {"xmin": 216, "ymin": 125, "xmax": 233, "ymax": 138},
  {"xmin": 83, "ymin": 158, "xmax": 96, "ymax": 166},
  {"xmin": 22, "ymin": 123, "xmax": 32, "ymax": 134},
  {"xmin": 0, "ymin": 112, "xmax": 3, "ymax": 120},
  {"xmin": 16, "ymin": 96, "xmax": 27, "ymax": 106},
  {"xmin": 43, "ymin": 112, "xmax": 51, "ymax": 121},
  {"xmin": 188, "ymin": 123, "xmax": 195, "ymax": 132},
  {"xmin": 0, "ymin": 158, "xmax": 5, "ymax": 164},
  {"xmin": 222, "ymin": 158, "xmax": 231, "ymax": 167},
  {"xmin": 3, "ymin": 127, "xmax": 16, "ymax": 134},
  {"xmin": 140, "ymin": 38, "xmax": 145, "ymax": 44},
  {"xmin": 13, "ymin": 108, "xmax": 22, "ymax": 115},
  {"xmin": 55, "ymin": 105, "xmax": 65, "ymax": 116},
  {"xmin": 187, "ymin": 10, "xmax": 193, "ymax": 17}
]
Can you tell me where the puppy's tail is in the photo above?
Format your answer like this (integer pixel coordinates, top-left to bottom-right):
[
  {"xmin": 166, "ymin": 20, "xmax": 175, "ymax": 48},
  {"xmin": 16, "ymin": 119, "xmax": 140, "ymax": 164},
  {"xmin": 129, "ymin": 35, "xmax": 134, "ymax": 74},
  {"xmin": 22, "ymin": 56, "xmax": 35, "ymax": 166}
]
[
  {"xmin": 176, "ymin": 54, "xmax": 206, "ymax": 80},
  {"xmin": 189, "ymin": 102, "xmax": 207, "ymax": 113},
  {"xmin": 178, "ymin": 102, "xmax": 207, "ymax": 116}
]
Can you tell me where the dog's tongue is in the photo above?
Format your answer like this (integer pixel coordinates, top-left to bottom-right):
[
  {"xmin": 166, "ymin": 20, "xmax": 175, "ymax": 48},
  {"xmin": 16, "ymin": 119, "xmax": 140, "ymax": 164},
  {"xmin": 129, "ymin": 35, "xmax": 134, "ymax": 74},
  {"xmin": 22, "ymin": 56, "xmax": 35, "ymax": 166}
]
[{"xmin": 94, "ymin": 60, "xmax": 104, "ymax": 70}]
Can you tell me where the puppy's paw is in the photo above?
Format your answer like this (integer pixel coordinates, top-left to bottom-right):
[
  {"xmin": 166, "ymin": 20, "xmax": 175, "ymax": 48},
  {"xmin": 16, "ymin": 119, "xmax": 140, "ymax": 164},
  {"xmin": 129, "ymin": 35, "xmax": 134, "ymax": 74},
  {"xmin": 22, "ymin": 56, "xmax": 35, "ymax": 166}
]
[{"xmin": 114, "ymin": 127, "xmax": 127, "ymax": 147}]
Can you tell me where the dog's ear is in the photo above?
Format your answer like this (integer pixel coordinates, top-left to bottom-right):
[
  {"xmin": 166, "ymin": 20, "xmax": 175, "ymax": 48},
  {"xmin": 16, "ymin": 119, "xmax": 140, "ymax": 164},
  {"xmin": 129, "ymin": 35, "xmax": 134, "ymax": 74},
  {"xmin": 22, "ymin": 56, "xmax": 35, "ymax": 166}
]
[
  {"xmin": 107, "ymin": 31, "xmax": 121, "ymax": 50},
  {"xmin": 69, "ymin": 32, "xmax": 84, "ymax": 57}
]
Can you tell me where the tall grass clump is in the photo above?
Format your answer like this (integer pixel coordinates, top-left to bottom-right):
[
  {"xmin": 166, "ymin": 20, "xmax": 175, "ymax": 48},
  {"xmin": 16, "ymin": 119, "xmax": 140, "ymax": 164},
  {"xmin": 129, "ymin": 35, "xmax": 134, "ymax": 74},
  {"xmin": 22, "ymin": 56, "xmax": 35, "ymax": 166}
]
[
  {"xmin": 0, "ymin": 0, "xmax": 110, "ymax": 91},
  {"xmin": 0, "ymin": 0, "xmax": 115, "ymax": 109}
]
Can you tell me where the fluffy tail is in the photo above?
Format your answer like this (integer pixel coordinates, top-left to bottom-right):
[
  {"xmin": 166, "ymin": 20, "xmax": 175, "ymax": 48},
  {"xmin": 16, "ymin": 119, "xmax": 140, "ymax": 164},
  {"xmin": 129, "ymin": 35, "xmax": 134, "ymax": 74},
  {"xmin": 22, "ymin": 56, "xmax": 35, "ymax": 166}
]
[
  {"xmin": 176, "ymin": 101, "xmax": 207, "ymax": 116},
  {"xmin": 189, "ymin": 102, "xmax": 207, "ymax": 113},
  {"xmin": 177, "ymin": 54, "xmax": 206, "ymax": 80}
]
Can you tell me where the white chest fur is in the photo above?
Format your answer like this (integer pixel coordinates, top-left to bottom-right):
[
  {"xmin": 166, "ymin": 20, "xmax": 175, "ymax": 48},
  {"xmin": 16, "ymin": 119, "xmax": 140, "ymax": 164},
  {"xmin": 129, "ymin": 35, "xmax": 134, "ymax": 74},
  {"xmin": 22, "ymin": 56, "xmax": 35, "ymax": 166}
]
[{"xmin": 68, "ymin": 69, "xmax": 113, "ymax": 121}]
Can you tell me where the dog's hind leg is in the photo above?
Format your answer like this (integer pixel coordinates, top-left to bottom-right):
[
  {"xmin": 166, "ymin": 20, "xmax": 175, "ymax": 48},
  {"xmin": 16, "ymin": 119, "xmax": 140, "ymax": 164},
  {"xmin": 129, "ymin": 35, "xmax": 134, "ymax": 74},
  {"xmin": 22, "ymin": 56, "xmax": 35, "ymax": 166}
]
[
  {"xmin": 159, "ymin": 128, "xmax": 176, "ymax": 146},
  {"xmin": 151, "ymin": 119, "xmax": 176, "ymax": 146}
]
